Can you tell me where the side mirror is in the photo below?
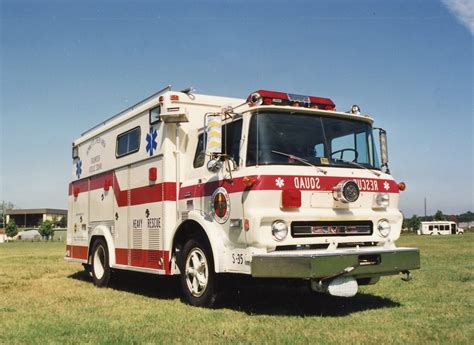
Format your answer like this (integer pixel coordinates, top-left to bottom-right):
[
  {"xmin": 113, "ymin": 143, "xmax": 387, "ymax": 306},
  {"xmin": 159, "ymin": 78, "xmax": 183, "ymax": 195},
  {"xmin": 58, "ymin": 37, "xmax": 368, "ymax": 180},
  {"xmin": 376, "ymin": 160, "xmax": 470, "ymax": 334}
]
[
  {"xmin": 207, "ymin": 158, "xmax": 223, "ymax": 173},
  {"xmin": 378, "ymin": 128, "xmax": 389, "ymax": 172},
  {"xmin": 205, "ymin": 114, "xmax": 222, "ymax": 155}
]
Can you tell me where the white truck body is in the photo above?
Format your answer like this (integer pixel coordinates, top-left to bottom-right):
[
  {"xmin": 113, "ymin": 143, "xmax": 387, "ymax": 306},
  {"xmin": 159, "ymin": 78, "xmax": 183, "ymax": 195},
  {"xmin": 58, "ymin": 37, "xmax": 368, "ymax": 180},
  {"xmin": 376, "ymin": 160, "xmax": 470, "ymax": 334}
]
[{"xmin": 65, "ymin": 87, "xmax": 420, "ymax": 305}]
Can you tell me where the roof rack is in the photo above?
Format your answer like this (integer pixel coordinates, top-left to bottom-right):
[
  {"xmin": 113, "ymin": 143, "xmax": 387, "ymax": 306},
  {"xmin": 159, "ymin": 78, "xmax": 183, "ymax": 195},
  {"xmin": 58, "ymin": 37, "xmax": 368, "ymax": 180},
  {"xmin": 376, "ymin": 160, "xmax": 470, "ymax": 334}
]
[{"xmin": 81, "ymin": 85, "xmax": 172, "ymax": 137}]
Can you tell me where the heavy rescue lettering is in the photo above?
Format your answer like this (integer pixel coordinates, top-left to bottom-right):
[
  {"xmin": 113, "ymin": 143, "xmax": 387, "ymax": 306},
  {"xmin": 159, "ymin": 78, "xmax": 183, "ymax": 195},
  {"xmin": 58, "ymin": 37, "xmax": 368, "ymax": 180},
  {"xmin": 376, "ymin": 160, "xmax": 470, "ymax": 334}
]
[
  {"xmin": 294, "ymin": 177, "xmax": 321, "ymax": 190},
  {"xmin": 132, "ymin": 219, "xmax": 142, "ymax": 230},
  {"xmin": 355, "ymin": 179, "xmax": 379, "ymax": 191},
  {"xmin": 147, "ymin": 217, "xmax": 161, "ymax": 229}
]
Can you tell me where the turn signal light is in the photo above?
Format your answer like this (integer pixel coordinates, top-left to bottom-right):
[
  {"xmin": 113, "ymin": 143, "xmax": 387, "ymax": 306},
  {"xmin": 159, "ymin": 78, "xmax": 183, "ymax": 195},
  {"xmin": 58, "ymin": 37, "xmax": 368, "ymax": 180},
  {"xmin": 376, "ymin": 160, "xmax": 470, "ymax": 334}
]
[
  {"xmin": 104, "ymin": 179, "xmax": 111, "ymax": 191},
  {"xmin": 244, "ymin": 218, "xmax": 250, "ymax": 231},
  {"xmin": 242, "ymin": 176, "xmax": 256, "ymax": 187},
  {"xmin": 73, "ymin": 187, "xmax": 80, "ymax": 198},
  {"xmin": 281, "ymin": 189, "xmax": 301, "ymax": 209},
  {"xmin": 398, "ymin": 182, "xmax": 406, "ymax": 191},
  {"xmin": 149, "ymin": 167, "xmax": 157, "ymax": 182}
]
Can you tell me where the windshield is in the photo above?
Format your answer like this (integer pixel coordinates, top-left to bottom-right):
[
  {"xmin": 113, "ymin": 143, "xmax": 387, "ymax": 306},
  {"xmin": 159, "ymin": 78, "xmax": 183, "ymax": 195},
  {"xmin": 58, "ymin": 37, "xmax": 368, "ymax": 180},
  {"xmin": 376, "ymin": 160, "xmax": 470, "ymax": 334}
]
[{"xmin": 246, "ymin": 112, "xmax": 380, "ymax": 169}]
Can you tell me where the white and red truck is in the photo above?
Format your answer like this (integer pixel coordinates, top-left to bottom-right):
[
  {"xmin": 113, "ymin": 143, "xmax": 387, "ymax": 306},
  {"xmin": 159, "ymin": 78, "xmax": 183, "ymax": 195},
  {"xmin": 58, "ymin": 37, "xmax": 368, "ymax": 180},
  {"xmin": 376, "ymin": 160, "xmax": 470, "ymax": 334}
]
[{"xmin": 65, "ymin": 86, "xmax": 420, "ymax": 306}]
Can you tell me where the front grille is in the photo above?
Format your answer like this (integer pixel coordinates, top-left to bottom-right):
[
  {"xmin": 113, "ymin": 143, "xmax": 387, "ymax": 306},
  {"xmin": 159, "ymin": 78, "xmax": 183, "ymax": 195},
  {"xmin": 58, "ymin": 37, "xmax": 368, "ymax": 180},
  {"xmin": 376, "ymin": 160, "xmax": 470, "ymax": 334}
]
[{"xmin": 291, "ymin": 221, "xmax": 373, "ymax": 237}]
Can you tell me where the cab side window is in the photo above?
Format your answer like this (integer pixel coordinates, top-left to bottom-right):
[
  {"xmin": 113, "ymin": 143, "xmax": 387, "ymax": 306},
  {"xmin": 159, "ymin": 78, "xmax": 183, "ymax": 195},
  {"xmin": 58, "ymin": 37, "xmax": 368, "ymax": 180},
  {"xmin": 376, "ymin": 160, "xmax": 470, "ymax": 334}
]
[
  {"xmin": 193, "ymin": 120, "xmax": 243, "ymax": 168},
  {"xmin": 193, "ymin": 133, "xmax": 205, "ymax": 168},
  {"xmin": 222, "ymin": 120, "xmax": 243, "ymax": 165}
]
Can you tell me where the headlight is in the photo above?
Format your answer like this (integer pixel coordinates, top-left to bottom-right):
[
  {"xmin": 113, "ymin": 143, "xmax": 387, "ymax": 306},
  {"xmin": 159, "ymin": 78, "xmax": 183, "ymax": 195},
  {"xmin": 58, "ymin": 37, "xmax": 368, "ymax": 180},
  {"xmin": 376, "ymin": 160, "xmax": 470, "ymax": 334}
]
[
  {"xmin": 377, "ymin": 219, "xmax": 391, "ymax": 237},
  {"xmin": 272, "ymin": 220, "xmax": 288, "ymax": 241},
  {"xmin": 375, "ymin": 193, "xmax": 390, "ymax": 208}
]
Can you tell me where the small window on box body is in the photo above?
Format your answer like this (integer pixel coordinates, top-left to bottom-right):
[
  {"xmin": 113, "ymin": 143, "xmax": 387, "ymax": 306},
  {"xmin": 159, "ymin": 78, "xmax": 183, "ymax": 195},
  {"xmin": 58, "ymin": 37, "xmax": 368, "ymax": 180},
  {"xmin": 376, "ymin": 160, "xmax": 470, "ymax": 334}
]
[
  {"xmin": 116, "ymin": 127, "xmax": 141, "ymax": 158},
  {"xmin": 150, "ymin": 106, "xmax": 161, "ymax": 124},
  {"xmin": 72, "ymin": 145, "xmax": 79, "ymax": 159}
]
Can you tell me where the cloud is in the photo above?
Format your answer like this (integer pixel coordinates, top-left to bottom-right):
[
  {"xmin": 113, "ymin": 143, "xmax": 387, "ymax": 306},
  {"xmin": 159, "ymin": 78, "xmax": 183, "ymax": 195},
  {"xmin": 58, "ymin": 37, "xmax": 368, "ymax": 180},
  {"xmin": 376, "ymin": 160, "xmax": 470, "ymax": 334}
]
[{"xmin": 442, "ymin": 0, "xmax": 474, "ymax": 35}]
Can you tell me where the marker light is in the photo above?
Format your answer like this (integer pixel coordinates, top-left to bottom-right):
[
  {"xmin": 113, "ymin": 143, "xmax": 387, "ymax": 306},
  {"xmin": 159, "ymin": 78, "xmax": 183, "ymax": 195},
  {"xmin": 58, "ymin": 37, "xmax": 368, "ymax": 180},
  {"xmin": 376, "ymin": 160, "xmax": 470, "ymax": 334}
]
[
  {"xmin": 272, "ymin": 220, "xmax": 288, "ymax": 241},
  {"xmin": 242, "ymin": 176, "xmax": 256, "ymax": 187},
  {"xmin": 244, "ymin": 218, "xmax": 250, "ymax": 231},
  {"xmin": 149, "ymin": 167, "xmax": 157, "ymax": 182},
  {"xmin": 103, "ymin": 179, "xmax": 111, "ymax": 191},
  {"xmin": 247, "ymin": 90, "xmax": 335, "ymax": 110},
  {"xmin": 398, "ymin": 182, "xmax": 406, "ymax": 191}
]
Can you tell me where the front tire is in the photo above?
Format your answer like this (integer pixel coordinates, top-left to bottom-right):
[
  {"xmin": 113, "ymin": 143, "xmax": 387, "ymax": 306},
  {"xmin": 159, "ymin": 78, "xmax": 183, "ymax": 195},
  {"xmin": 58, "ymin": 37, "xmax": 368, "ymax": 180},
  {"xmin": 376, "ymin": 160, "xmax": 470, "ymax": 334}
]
[
  {"xmin": 180, "ymin": 238, "xmax": 219, "ymax": 307},
  {"xmin": 91, "ymin": 239, "xmax": 111, "ymax": 287}
]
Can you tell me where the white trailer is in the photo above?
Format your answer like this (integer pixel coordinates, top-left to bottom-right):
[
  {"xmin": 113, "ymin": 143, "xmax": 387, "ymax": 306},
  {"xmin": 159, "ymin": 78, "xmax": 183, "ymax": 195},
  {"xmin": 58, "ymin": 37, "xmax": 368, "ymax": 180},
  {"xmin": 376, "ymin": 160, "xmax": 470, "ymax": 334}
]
[
  {"xmin": 65, "ymin": 86, "xmax": 420, "ymax": 306},
  {"xmin": 418, "ymin": 221, "xmax": 463, "ymax": 235}
]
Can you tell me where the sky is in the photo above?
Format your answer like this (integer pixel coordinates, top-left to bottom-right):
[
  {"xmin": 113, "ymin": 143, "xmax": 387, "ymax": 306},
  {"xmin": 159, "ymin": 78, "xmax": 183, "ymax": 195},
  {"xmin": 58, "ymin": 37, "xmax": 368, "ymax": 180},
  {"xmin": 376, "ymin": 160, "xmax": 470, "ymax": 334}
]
[{"xmin": 0, "ymin": 0, "xmax": 473, "ymax": 217}]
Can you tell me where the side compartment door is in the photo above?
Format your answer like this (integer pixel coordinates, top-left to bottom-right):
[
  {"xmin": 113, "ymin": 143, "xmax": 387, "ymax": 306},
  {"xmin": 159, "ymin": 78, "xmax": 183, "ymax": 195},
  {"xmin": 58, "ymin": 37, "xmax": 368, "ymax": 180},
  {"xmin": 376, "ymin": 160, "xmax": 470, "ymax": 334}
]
[{"xmin": 128, "ymin": 156, "xmax": 165, "ymax": 270}]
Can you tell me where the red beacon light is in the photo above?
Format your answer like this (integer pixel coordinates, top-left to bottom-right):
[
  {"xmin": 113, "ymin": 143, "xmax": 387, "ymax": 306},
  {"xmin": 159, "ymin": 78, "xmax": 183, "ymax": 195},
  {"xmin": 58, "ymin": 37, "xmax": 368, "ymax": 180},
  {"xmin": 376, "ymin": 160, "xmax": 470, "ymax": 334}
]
[{"xmin": 247, "ymin": 89, "xmax": 335, "ymax": 110}]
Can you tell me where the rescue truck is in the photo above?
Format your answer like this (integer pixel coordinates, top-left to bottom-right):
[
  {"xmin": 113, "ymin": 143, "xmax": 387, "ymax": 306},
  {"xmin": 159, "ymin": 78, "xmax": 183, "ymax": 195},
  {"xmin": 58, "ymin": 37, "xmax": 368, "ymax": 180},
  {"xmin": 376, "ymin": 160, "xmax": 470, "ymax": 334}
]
[{"xmin": 66, "ymin": 86, "xmax": 420, "ymax": 306}]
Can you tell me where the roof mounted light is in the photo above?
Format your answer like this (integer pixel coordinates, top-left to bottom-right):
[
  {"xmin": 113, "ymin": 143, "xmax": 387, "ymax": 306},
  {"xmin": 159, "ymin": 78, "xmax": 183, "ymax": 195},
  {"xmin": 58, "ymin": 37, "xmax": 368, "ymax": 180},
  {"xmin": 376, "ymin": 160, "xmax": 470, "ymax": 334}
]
[
  {"xmin": 349, "ymin": 105, "xmax": 361, "ymax": 115},
  {"xmin": 249, "ymin": 92, "xmax": 263, "ymax": 106},
  {"xmin": 246, "ymin": 90, "xmax": 335, "ymax": 110}
]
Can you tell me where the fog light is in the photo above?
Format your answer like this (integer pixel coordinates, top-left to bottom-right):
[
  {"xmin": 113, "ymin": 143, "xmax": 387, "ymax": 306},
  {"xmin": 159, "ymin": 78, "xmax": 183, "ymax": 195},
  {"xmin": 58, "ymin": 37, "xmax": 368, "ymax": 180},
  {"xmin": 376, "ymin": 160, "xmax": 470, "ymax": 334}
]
[
  {"xmin": 377, "ymin": 219, "xmax": 391, "ymax": 237},
  {"xmin": 375, "ymin": 193, "xmax": 390, "ymax": 208},
  {"xmin": 272, "ymin": 220, "xmax": 288, "ymax": 241}
]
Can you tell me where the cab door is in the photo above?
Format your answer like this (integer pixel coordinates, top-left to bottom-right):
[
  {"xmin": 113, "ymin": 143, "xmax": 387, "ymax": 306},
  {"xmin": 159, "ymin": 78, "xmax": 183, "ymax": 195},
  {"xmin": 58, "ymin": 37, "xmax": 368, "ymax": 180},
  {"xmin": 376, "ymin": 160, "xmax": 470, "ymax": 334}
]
[{"xmin": 181, "ymin": 119, "xmax": 246, "ymax": 245}]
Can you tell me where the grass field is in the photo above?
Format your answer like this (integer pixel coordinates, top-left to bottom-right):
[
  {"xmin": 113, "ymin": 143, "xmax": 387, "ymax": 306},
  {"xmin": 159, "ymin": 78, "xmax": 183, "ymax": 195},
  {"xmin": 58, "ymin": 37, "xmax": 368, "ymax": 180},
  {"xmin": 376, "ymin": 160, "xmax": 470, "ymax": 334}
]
[{"xmin": 1, "ymin": 234, "xmax": 473, "ymax": 344}]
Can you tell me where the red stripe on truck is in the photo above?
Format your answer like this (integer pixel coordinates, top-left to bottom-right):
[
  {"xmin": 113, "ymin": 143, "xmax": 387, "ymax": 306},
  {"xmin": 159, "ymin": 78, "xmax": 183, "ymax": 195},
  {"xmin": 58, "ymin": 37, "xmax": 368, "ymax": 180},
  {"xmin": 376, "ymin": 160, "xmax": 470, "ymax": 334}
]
[
  {"xmin": 66, "ymin": 244, "xmax": 88, "ymax": 260},
  {"xmin": 115, "ymin": 248, "xmax": 171, "ymax": 274},
  {"xmin": 69, "ymin": 171, "xmax": 176, "ymax": 206},
  {"xmin": 66, "ymin": 245, "xmax": 171, "ymax": 274},
  {"xmin": 179, "ymin": 175, "xmax": 399, "ymax": 199}
]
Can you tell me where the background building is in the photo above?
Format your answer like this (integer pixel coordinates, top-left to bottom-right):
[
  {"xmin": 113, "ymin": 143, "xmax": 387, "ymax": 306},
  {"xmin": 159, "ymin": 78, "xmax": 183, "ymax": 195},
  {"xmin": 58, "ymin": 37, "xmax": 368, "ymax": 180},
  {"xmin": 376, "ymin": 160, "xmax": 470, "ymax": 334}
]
[{"xmin": 5, "ymin": 208, "xmax": 67, "ymax": 228}]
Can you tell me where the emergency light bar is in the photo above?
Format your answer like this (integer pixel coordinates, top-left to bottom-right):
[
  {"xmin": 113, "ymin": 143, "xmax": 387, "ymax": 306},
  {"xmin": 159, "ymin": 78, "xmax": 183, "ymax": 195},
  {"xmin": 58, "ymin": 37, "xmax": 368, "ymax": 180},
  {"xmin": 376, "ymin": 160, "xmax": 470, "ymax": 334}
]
[{"xmin": 247, "ymin": 90, "xmax": 336, "ymax": 110}]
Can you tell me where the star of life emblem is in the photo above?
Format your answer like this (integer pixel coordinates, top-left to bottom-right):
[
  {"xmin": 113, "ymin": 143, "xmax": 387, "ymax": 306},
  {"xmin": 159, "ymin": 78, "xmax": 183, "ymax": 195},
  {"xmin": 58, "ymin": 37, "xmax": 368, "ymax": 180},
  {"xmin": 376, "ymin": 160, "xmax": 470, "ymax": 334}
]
[
  {"xmin": 383, "ymin": 181, "xmax": 390, "ymax": 191},
  {"xmin": 275, "ymin": 177, "xmax": 285, "ymax": 188}
]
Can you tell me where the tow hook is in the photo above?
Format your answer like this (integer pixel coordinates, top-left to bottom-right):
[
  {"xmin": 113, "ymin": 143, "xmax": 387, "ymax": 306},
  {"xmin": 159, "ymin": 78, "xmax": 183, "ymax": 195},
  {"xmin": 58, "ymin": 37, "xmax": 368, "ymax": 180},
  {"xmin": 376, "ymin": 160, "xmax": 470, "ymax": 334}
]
[{"xmin": 401, "ymin": 270, "xmax": 412, "ymax": 282}]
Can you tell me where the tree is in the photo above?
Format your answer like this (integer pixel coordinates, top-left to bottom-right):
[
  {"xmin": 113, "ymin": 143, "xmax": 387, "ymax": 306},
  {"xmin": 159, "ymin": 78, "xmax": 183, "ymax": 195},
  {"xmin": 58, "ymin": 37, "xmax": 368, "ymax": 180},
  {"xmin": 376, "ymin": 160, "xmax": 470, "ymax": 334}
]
[
  {"xmin": 59, "ymin": 216, "xmax": 67, "ymax": 228},
  {"xmin": 410, "ymin": 215, "xmax": 421, "ymax": 231},
  {"xmin": 1, "ymin": 200, "xmax": 16, "ymax": 228},
  {"xmin": 6, "ymin": 219, "xmax": 18, "ymax": 238},
  {"xmin": 38, "ymin": 220, "xmax": 54, "ymax": 240},
  {"xmin": 434, "ymin": 210, "xmax": 446, "ymax": 221}
]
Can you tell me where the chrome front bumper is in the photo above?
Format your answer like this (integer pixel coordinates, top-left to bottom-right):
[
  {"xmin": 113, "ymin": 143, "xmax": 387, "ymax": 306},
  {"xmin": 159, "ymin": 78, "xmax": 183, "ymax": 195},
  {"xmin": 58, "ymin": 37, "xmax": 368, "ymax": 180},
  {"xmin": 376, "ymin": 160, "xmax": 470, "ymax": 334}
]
[{"xmin": 251, "ymin": 247, "xmax": 420, "ymax": 279}]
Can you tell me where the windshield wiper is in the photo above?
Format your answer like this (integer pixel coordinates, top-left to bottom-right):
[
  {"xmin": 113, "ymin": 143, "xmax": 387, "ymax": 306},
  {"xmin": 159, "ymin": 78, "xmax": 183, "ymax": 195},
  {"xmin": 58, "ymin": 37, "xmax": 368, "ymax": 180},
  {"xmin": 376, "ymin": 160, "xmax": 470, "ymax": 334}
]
[
  {"xmin": 271, "ymin": 150, "xmax": 327, "ymax": 174},
  {"xmin": 333, "ymin": 158, "xmax": 381, "ymax": 177}
]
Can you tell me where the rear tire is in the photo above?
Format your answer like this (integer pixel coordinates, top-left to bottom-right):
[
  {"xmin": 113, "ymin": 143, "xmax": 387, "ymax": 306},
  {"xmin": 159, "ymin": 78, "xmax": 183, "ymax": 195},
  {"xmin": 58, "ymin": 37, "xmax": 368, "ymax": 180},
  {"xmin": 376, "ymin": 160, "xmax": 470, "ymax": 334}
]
[
  {"xmin": 180, "ymin": 238, "xmax": 219, "ymax": 307},
  {"xmin": 91, "ymin": 239, "xmax": 111, "ymax": 287}
]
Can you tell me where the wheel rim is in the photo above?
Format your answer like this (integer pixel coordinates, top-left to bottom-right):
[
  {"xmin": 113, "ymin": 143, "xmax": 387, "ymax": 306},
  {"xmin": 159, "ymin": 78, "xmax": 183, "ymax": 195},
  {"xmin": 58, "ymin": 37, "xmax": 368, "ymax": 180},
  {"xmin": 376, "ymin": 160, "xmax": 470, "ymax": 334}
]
[
  {"xmin": 185, "ymin": 247, "xmax": 209, "ymax": 297},
  {"xmin": 93, "ymin": 245, "xmax": 106, "ymax": 280}
]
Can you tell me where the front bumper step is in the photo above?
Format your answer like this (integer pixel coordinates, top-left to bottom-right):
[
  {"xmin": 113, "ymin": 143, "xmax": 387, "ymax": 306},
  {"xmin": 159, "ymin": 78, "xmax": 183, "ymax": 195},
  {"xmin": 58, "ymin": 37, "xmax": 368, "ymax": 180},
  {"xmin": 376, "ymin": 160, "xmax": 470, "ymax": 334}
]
[{"xmin": 251, "ymin": 247, "xmax": 420, "ymax": 279}]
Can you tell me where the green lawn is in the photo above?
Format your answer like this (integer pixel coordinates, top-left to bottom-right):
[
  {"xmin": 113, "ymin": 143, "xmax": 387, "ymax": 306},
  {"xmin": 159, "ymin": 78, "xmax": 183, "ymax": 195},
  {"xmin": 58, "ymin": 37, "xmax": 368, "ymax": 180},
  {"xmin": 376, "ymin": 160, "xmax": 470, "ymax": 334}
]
[{"xmin": 0, "ymin": 235, "xmax": 472, "ymax": 344}]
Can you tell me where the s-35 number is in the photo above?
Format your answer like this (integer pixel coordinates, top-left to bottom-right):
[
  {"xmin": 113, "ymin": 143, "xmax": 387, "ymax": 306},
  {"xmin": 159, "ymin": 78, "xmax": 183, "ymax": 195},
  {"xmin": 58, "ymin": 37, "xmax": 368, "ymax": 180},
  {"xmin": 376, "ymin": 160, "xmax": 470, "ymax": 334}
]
[{"xmin": 232, "ymin": 253, "xmax": 244, "ymax": 265}]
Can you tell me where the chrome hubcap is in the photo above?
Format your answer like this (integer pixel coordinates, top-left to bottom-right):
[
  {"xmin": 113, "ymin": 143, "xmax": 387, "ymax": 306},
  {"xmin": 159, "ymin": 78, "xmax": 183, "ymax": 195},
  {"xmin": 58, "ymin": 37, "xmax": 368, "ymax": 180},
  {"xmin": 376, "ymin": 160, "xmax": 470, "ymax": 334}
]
[
  {"xmin": 93, "ymin": 245, "xmax": 105, "ymax": 279},
  {"xmin": 185, "ymin": 247, "xmax": 208, "ymax": 297}
]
